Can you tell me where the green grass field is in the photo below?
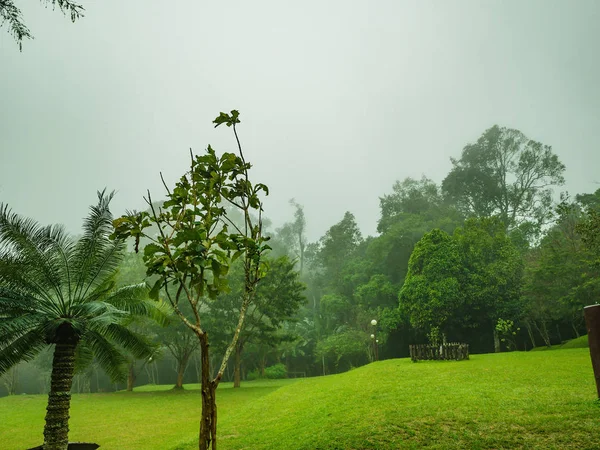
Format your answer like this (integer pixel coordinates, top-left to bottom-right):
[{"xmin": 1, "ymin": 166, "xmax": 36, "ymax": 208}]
[{"xmin": 1, "ymin": 349, "xmax": 598, "ymax": 449}]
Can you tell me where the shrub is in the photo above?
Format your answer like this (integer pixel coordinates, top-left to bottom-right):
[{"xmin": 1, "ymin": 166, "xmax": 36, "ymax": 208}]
[
  {"xmin": 246, "ymin": 370, "xmax": 259, "ymax": 381},
  {"xmin": 264, "ymin": 364, "xmax": 287, "ymax": 379}
]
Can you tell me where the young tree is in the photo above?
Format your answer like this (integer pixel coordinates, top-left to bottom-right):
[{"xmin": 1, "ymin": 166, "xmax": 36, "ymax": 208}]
[
  {"xmin": 442, "ymin": 125, "xmax": 565, "ymax": 239},
  {"xmin": 112, "ymin": 111, "xmax": 270, "ymax": 450},
  {"xmin": 0, "ymin": 191, "xmax": 159, "ymax": 450},
  {"xmin": 1, "ymin": 0, "xmax": 84, "ymax": 50}
]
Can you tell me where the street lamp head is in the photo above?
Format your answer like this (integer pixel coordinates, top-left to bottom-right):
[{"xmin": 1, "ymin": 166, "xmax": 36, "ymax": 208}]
[{"xmin": 371, "ymin": 319, "xmax": 377, "ymax": 326}]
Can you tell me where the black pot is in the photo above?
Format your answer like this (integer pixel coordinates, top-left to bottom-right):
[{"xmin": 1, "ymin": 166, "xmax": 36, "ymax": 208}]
[{"xmin": 28, "ymin": 443, "xmax": 100, "ymax": 450}]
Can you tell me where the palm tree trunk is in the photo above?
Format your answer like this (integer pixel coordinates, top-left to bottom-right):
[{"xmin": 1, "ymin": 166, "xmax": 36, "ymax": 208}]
[{"xmin": 43, "ymin": 342, "xmax": 77, "ymax": 450}]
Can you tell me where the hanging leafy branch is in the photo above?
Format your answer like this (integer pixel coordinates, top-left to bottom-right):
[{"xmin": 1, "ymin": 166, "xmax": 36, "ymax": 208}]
[{"xmin": 1, "ymin": 0, "xmax": 84, "ymax": 50}]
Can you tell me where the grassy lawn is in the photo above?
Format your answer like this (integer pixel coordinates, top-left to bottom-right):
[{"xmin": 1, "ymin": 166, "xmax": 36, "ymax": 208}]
[
  {"xmin": 1, "ymin": 349, "xmax": 598, "ymax": 449},
  {"xmin": 530, "ymin": 335, "xmax": 590, "ymax": 351}
]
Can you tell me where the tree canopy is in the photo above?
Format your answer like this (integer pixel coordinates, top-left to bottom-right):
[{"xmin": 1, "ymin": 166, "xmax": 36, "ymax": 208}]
[{"xmin": 442, "ymin": 125, "xmax": 565, "ymax": 239}]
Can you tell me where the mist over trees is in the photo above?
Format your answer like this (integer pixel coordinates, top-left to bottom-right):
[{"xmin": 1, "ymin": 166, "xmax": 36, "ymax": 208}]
[{"xmin": 3, "ymin": 124, "xmax": 589, "ymax": 391}]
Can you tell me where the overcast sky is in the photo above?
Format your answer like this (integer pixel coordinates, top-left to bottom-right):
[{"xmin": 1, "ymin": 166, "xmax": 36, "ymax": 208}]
[{"xmin": 1, "ymin": 0, "xmax": 599, "ymax": 241}]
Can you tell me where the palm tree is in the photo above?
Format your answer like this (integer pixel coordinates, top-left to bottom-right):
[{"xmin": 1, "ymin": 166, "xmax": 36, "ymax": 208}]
[{"xmin": 0, "ymin": 191, "xmax": 159, "ymax": 450}]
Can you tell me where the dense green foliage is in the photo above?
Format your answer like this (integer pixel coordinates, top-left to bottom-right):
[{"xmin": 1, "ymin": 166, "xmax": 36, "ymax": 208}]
[{"xmin": 3, "ymin": 123, "xmax": 592, "ymax": 396}]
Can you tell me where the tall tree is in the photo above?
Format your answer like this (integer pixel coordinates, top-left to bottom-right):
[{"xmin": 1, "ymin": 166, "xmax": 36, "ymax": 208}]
[
  {"xmin": 1, "ymin": 0, "xmax": 84, "ymax": 50},
  {"xmin": 0, "ymin": 191, "xmax": 158, "ymax": 450},
  {"xmin": 442, "ymin": 125, "xmax": 565, "ymax": 239},
  {"xmin": 378, "ymin": 176, "xmax": 452, "ymax": 233},
  {"xmin": 113, "ymin": 110, "xmax": 270, "ymax": 450},
  {"xmin": 317, "ymin": 211, "xmax": 362, "ymax": 291},
  {"xmin": 275, "ymin": 199, "xmax": 307, "ymax": 274}
]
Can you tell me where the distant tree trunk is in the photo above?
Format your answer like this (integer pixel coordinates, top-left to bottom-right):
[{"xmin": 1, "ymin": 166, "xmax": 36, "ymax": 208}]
[
  {"xmin": 493, "ymin": 328, "xmax": 501, "ymax": 353},
  {"xmin": 127, "ymin": 362, "xmax": 136, "ymax": 392},
  {"xmin": 572, "ymin": 321, "xmax": 581, "ymax": 338},
  {"xmin": 233, "ymin": 341, "xmax": 242, "ymax": 388},
  {"xmin": 2, "ymin": 365, "xmax": 19, "ymax": 395},
  {"xmin": 43, "ymin": 341, "xmax": 78, "ymax": 450},
  {"xmin": 534, "ymin": 320, "xmax": 552, "ymax": 347},
  {"xmin": 525, "ymin": 321, "xmax": 536, "ymax": 349},
  {"xmin": 198, "ymin": 333, "xmax": 217, "ymax": 450},
  {"xmin": 259, "ymin": 353, "xmax": 267, "ymax": 378},
  {"xmin": 175, "ymin": 356, "xmax": 190, "ymax": 390}
]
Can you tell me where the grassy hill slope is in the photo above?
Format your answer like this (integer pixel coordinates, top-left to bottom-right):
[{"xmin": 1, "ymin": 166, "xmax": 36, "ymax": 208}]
[
  {"xmin": 1, "ymin": 349, "xmax": 598, "ymax": 450},
  {"xmin": 175, "ymin": 349, "xmax": 598, "ymax": 449}
]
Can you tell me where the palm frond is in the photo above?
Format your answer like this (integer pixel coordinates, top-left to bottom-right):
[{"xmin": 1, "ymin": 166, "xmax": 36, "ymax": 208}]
[
  {"xmin": 74, "ymin": 341, "xmax": 94, "ymax": 374},
  {"xmin": 0, "ymin": 204, "xmax": 71, "ymax": 306},
  {"xmin": 104, "ymin": 323, "xmax": 155, "ymax": 360},
  {"xmin": 0, "ymin": 205, "xmax": 78, "ymax": 315},
  {"xmin": 71, "ymin": 191, "xmax": 125, "ymax": 301},
  {"xmin": 0, "ymin": 312, "xmax": 47, "ymax": 342},
  {"xmin": 104, "ymin": 284, "xmax": 170, "ymax": 326},
  {"xmin": 0, "ymin": 258, "xmax": 57, "ymax": 310},
  {"xmin": 0, "ymin": 288, "xmax": 38, "ymax": 315},
  {"xmin": 74, "ymin": 301, "xmax": 129, "ymax": 327},
  {"xmin": 84, "ymin": 329, "xmax": 128, "ymax": 382},
  {"xmin": 0, "ymin": 327, "xmax": 47, "ymax": 375}
]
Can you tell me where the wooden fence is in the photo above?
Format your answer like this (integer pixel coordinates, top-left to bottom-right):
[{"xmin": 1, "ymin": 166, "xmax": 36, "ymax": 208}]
[{"xmin": 409, "ymin": 343, "xmax": 469, "ymax": 362}]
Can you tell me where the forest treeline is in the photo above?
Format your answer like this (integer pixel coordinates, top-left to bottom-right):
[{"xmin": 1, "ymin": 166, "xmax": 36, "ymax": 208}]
[{"xmin": 2, "ymin": 124, "xmax": 599, "ymax": 396}]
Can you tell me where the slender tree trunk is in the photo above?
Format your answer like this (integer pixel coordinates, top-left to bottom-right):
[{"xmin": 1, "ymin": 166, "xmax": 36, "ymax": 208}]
[
  {"xmin": 43, "ymin": 342, "xmax": 77, "ymax": 450},
  {"xmin": 534, "ymin": 320, "xmax": 552, "ymax": 347},
  {"xmin": 572, "ymin": 321, "xmax": 581, "ymax": 338},
  {"xmin": 493, "ymin": 328, "xmax": 501, "ymax": 353},
  {"xmin": 199, "ymin": 333, "xmax": 217, "ymax": 450},
  {"xmin": 525, "ymin": 321, "xmax": 536, "ymax": 349},
  {"xmin": 127, "ymin": 362, "xmax": 136, "ymax": 392},
  {"xmin": 233, "ymin": 341, "xmax": 242, "ymax": 388}
]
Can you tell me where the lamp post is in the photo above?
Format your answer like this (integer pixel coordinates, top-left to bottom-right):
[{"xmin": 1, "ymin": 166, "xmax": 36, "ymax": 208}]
[{"xmin": 371, "ymin": 319, "xmax": 379, "ymax": 361}]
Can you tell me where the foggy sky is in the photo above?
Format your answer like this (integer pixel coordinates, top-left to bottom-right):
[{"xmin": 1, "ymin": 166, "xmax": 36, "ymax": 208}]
[{"xmin": 1, "ymin": 0, "xmax": 599, "ymax": 241}]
